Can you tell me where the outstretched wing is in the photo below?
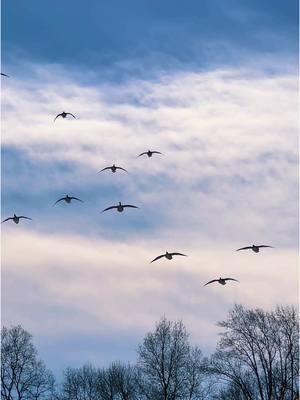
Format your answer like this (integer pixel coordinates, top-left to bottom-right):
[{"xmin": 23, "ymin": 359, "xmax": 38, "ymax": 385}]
[
  {"xmin": 70, "ymin": 197, "xmax": 83, "ymax": 203},
  {"xmin": 53, "ymin": 197, "xmax": 65, "ymax": 206},
  {"xmin": 224, "ymin": 278, "xmax": 239, "ymax": 282},
  {"xmin": 66, "ymin": 113, "xmax": 76, "ymax": 119},
  {"xmin": 1, "ymin": 73, "xmax": 9, "ymax": 77},
  {"xmin": 258, "ymin": 245, "xmax": 274, "ymax": 249},
  {"xmin": 98, "ymin": 167, "xmax": 111, "ymax": 173},
  {"xmin": 123, "ymin": 205, "xmax": 138, "ymax": 209},
  {"xmin": 101, "ymin": 205, "xmax": 117, "ymax": 213},
  {"xmin": 116, "ymin": 167, "xmax": 128, "ymax": 172},
  {"xmin": 170, "ymin": 252, "xmax": 187, "ymax": 257},
  {"xmin": 204, "ymin": 279, "xmax": 218, "ymax": 286},
  {"xmin": 150, "ymin": 254, "xmax": 165, "ymax": 263},
  {"xmin": 1, "ymin": 217, "xmax": 13, "ymax": 223},
  {"xmin": 54, "ymin": 113, "xmax": 62, "ymax": 122},
  {"xmin": 236, "ymin": 246, "xmax": 252, "ymax": 251},
  {"xmin": 152, "ymin": 151, "xmax": 163, "ymax": 155},
  {"xmin": 19, "ymin": 216, "xmax": 32, "ymax": 220},
  {"xmin": 137, "ymin": 152, "xmax": 147, "ymax": 157}
]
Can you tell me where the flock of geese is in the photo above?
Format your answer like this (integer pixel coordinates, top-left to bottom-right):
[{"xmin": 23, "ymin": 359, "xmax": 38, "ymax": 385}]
[{"xmin": 1, "ymin": 72, "xmax": 274, "ymax": 288}]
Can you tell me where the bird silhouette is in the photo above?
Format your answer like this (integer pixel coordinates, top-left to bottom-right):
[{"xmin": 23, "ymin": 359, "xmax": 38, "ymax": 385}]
[
  {"xmin": 101, "ymin": 202, "xmax": 138, "ymax": 213},
  {"xmin": 98, "ymin": 164, "xmax": 128, "ymax": 173},
  {"xmin": 54, "ymin": 112, "xmax": 76, "ymax": 121},
  {"xmin": 204, "ymin": 277, "xmax": 239, "ymax": 286},
  {"xmin": 150, "ymin": 251, "xmax": 187, "ymax": 263},
  {"xmin": 1, "ymin": 214, "xmax": 32, "ymax": 224},
  {"xmin": 236, "ymin": 245, "xmax": 274, "ymax": 253},
  {"xmin": 54, "ymin": 195, "xmax": 83, "ymax": 206},
  {"xmin": 138, "ymin": 150, "xmax": 163, "ymax": 158}
]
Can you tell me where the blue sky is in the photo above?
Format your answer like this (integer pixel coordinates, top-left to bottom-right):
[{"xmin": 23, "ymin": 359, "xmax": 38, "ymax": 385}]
[
  {"xmin": 1, "ymin": 0, "xmax": 298, "ymax": 377},
  {"xmin": 2, "ymin": 0, "xmax": 298, "ymax": 76}
]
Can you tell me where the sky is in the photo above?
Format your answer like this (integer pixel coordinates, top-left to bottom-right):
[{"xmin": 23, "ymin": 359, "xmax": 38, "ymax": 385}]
[{"xmin": 1, "ymin": 0, "xmax": 299, "ymax": 377}]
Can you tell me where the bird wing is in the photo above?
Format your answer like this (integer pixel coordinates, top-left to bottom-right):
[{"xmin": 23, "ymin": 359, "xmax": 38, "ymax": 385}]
[
  {"xmin": 98, "ymin": 167, "xmax": 111, "ymax": 173},
  {"xmin": 258, "ymin": 245, "xmax": 274, "ymax": 248},
  {"xmin": 53, "ymin": 197, "xmax": 66, "ymax": 205},
  {"xmin": 204, "ymin": 279, "xmax": 218, "ymax": 286},
  {"xmin": 54, "ymin": 114, "xmax": 62, "ymax": 121},
  {"xmin": 1, "ymin": 73, "xmax": 9, "ymax": 77},
  {"xmin": 19, "ymin": 216, "xmax": 32, "ymax": 220},
  {"xmin": 1, "ymin": 217, "xmax": 13, "ymax": 223},
  {"xmin": 123, "ymin": 205, "xmax": 138, "ymax": 209},
  {"xmin": 224, "ymin": 278, "xmax": 239, "ymax": 282},
  {"xmin": 66, "ymin": 113, "xmax": 76, "ymax": 119},
  {"xmin": 236, "ymin": 246, "xmax": 252, "ymax": 251},
  {"xmin": 137, "ymin": 152, "xmax": 147, "ymax": 157},
  {"xmin": 116, "ymin": 167, "xmax": 128, "ymax": 172},
  {"xmin": 150, "ymin": 254, "xmax": 165, "ymax": 263},
  {"xmin": 70, "ymin": 197, "xmax": 83, "ymax": 202},
  {"xmin": 101, "ymin": 206, "xmax": 117, "ymax": 213},
  {"xmin": 170, "ymin": 252, "xmax": 187, "ymax": 257},
  {"xmin": 152, "ymin": 151, "xmax": 163, "ymax": 155}
]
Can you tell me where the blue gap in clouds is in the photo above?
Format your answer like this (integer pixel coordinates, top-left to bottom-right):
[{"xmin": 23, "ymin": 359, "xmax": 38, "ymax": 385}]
[{"xmin": 1, "ymin": 146, "xmax": 165, "ymax": 238}]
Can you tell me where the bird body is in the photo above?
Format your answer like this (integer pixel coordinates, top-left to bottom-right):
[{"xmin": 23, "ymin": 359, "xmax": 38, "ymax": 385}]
[
  {"xmin": 2, "ymin": 214, "xmax": 32, "ymax": 224},
  {"xmin": 236, "ymin": 245, "xmax": 273, "ymax": 253},
  {"xmin": 54, "ymin": 195, "xmax": 83, "ymax": 206},
  {"xmin": 1, "ymin": 73, "xmax": 9, "ymax": 77},
  {"xmin": 54, "ymin": 112, "xmax": 76, "ymax": 121},
  {"xmin": 204, "ymin": 277, "xmax": 239, "ymax": 286},
  {"xmin": 138, "ymin": 150, "xmax": 162, "ymax": 158},
  {"xmin": 150, "ymin": 251, "xmax": 187, "ymax": 263},
  {"xmin": 101, "ymin": 202, "xmax": 138, "ymax": 213}
]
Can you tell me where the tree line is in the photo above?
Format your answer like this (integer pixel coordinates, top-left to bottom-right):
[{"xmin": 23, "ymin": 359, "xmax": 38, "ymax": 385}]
[{"xmin": 1, "ymin": 304, "xmax": 299, "ymax": 400}]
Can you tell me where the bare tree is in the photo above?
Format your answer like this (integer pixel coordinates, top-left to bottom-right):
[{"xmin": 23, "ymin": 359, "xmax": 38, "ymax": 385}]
[
  {"xmin": 97, "ymin": 362, "xmax": 138, "ymax": 400},
  {"xmin": 211, "ymin": 304, "xmax": 299, "ymax": 400},
  {"xmin": 60, "ymin": 364, "xmax": 100, "ymax": 400},
  {"xmin": 137, "ymin": 316, "xmax": 211, "ymax": 400},
  {"xmin": 1, "ymin": 325, "xmax": 55, "ymax": 400}
]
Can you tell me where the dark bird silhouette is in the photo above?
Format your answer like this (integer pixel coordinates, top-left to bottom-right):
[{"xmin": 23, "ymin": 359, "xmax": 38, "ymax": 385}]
[
  {"xmin": 1, "ymin": 73, "xmax": 9, "ymax": 77},
  {"xmin": 204, "ymin": 277, "xmax": 239, "ymax": 286},
  {"xmin": 1, "ymin": 214, "xmax": 32, "ymax": 224},
  {"xmin": 101, "ymin": 202, "xmax": 138, "ymax": 213},
  {"xmin": 236, "ymin": 245, "xmax": 274, "ymax": 253},
  {"xmin": 150, "ymin": 251, "xmax": 187, "ymax": 263},
  {"xmin": 138, "ymin": 150, "xmax": 163, "ymax": 158},
  {"xmin": 54, "ymin": 111, "xmax": 76, "ymax": 121},
  {"xmin": 98, "ymin": 164, "xmax": 128, "ymax": 173},
  {"xmin": 54, "ymin": 195, "xmax": 83, "ymax": 206}
]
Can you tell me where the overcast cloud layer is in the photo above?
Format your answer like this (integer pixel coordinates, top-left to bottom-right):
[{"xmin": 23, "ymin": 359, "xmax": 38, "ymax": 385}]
[{"xmin": 1, "ymin": 61, "xmax": 298, "ymax": 372}]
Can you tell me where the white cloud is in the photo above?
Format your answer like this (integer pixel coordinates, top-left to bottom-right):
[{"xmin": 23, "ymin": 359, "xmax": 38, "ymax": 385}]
[{"xmin": 1, "ymin": 61, "xmax": 298, "ymax": 366}]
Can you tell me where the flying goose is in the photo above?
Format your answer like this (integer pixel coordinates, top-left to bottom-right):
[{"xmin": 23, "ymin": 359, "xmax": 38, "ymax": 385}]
[
  {"xmin": 1, "ymin": 214, "xmax": 32, "ymax": 224},
  {"xmin": 1, "ymin": 73, "xmax": 9, "ymax": 77},
  {"xmin": 54, "ymin": 112, "xmax": 76, "ymax": 121},
  {"xmin": 150, "ymin": 251, "xmax": 187, "ymax": 263},
  {"xmin": 98, "ymin": 164, "xmax": 128, "ymax": 173},
  {"xmin": 236, "ymin": 245, "xmax": 274, "ymax": 253},
  {"xmin": 101, "ymin": 202, "xmax": 138, "ymax": 213},
  {"xmin": 54, "ymin": 195, "xmax": 83, "ymax": 206},
  {"xmin": 138, "ymin": 150, "xmax": 162, "ymax": 158},
  {"xmin": 204, "ymin": 277, "xmax": 239, "ymax": 286}
]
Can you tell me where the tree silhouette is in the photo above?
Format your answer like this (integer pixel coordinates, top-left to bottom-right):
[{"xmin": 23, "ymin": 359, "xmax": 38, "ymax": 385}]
[
  {"xmin": 1, "ymin": 325, "xmax": 55, "ymax": 400},
  {"xmin": 211, "ymin": 304, "xmax": 299, "ymax": 400}
]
